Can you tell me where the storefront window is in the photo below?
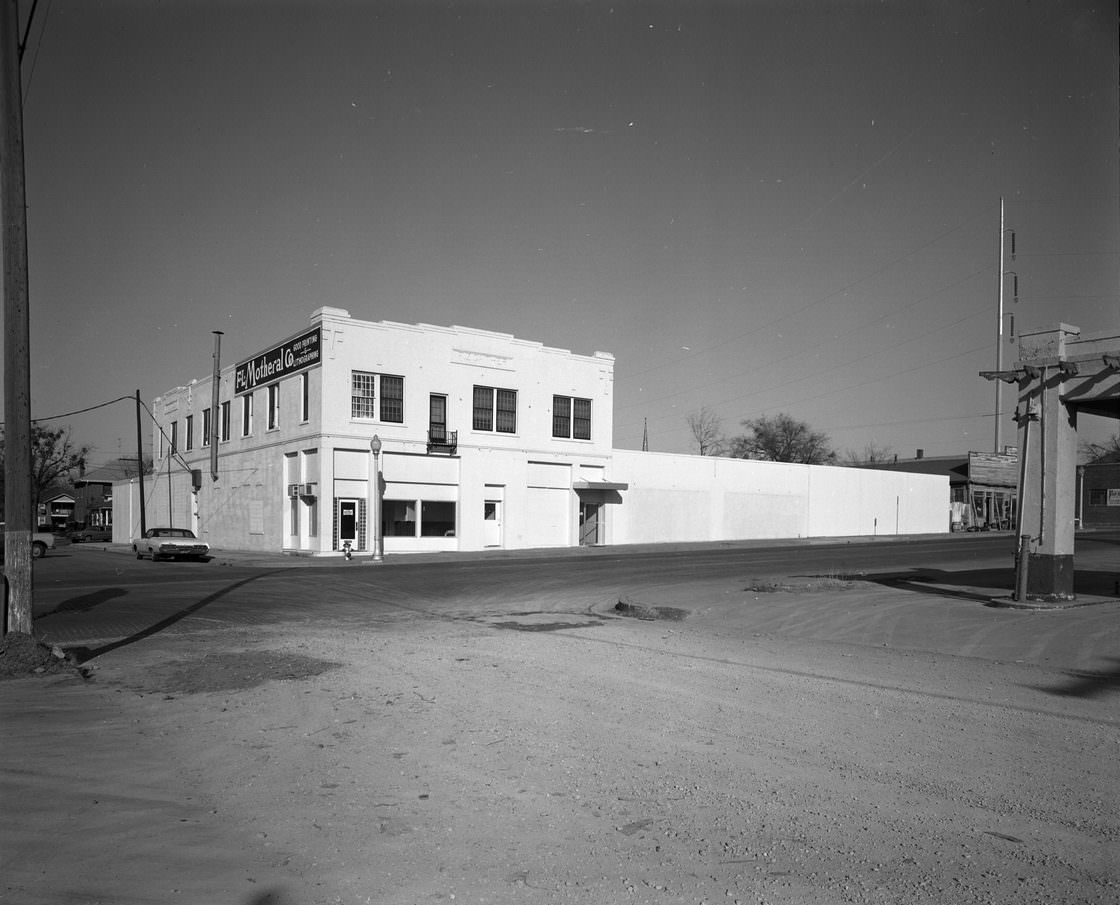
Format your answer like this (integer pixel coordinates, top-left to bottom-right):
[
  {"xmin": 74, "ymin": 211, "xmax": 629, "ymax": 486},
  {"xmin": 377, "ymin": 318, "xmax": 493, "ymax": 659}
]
[
  {"xmin": 383, "ymin": 499, "xmax": 456, "ymax": 537},
  {"xmin": 421, "ymin": 501, "xmax": 455, "ymax": 537},
  {"xmin": 384, "ymin": 500, "xmax": 416, "ymax": 536}
]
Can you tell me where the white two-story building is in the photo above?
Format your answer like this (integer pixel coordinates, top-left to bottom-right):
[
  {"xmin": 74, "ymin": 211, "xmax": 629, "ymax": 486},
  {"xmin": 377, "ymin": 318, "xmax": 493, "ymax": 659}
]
[
  {"xmin": 133, "ymin": 307, "xmax": 624, "ymax": 555},
  {"xmin": 119, "ymin": 307, "xmax": 949, "ymax": 556}
]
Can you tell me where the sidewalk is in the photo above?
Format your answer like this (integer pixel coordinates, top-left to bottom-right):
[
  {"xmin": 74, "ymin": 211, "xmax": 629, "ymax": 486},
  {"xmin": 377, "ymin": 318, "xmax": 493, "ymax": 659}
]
[{"xmin": 78, "ymin": 529, "xmax": 987, "ymax": 566}]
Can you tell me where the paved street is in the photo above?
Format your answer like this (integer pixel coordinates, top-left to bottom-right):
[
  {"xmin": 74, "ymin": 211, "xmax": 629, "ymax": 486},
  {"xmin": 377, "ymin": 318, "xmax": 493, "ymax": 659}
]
[
  {"xmin": 4, "ymin": 533, "xmax": 1118, "ymax": 905},
  {"xmin": 29, "ymin": 532, "xmax": 1120, "ymax": 673}
]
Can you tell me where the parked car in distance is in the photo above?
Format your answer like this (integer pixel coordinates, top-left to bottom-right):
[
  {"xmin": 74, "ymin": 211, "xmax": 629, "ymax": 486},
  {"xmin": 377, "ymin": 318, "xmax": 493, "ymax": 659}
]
[
  {"xmin": 0, "ymin": 523, "xmax": 57, "ymax": 559},
  {"xmin": 68, "ymin": 525, "xmax": 113, "ymax": 543},
  {"xmin": 132, "ymin": 527, "xmax": 210, "ymax": 562}
]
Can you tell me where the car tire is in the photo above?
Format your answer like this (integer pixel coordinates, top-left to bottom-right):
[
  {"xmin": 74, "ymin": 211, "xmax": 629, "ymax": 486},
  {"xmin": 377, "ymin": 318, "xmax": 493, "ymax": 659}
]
[
  {"xmin": 134, "ymin": 548, "xmax": 143, "ymax": 559},
  {"xmin": 31, "ymin": 541, "xmax": 46, "ymax": 559}
]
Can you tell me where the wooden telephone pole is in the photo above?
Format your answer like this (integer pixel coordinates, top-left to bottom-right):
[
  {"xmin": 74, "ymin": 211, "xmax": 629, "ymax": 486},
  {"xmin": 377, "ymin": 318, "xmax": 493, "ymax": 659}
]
[{"xmin": 2, "ymin": 0, "xmax": 34, "ymax": 635}]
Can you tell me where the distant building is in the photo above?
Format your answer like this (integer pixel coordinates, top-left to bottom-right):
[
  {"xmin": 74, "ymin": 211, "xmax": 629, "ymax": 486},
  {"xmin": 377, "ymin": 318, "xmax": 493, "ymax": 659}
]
[
  {"xmin": 73, "ymin": 462, "xmax": 137, "ymax": 529},
  {"xmin": 855, "ymin": 449, "xmax": 1018, "ymax": 531},
  {"xmin": 39, "ymin": 491, "xmax": 75, "ymax": 530},
  {"xmin": 1078, "ymin": 462, "xmax": 1120, "ymax": 528},
  {"xmin": 116, "ymin": 308, "xmax": 949, "ymax": 554}
]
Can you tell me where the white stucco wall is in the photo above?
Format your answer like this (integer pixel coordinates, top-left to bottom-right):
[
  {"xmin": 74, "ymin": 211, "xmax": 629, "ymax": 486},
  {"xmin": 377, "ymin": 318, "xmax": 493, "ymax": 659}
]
[
  {"xmin": 609, "ymin": 449, "xmax": 947, "ymax": 544},
  {"xmin": 135, "ymin": 310, "xmax": 948, "ymax": 555}
]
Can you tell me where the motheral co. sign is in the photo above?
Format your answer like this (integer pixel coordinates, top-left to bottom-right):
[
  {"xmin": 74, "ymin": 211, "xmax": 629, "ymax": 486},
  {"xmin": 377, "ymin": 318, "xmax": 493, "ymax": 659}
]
[{"xmin": 235, "ymin": 327, "xmax": 321, "ymax": 394}]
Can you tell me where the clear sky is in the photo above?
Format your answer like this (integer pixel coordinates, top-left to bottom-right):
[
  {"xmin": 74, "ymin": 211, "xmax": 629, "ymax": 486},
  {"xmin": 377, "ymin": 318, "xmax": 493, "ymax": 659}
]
[{"xmin": 10, "ymin": 0, "xmax": 1119, "ymax": 468}]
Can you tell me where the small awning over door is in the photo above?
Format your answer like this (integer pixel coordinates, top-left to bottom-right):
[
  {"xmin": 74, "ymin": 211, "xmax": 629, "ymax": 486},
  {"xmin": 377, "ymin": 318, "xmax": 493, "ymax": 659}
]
[{"xmin": 573, "ymin": 480, "xmax": 629, "ymax": 491}]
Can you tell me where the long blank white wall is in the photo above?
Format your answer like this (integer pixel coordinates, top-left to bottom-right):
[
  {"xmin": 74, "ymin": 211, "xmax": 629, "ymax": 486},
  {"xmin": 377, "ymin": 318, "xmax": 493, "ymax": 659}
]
[{"xmin": 609, "ymin": 450, "xmax": 947, "ymax": 544}]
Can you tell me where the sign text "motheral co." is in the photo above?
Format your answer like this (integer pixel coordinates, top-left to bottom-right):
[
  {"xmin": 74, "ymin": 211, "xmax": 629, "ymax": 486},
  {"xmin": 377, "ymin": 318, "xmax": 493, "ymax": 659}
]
[{"xmin": 234, "ymin": 327, "xmax": 321, "ymax": 394}]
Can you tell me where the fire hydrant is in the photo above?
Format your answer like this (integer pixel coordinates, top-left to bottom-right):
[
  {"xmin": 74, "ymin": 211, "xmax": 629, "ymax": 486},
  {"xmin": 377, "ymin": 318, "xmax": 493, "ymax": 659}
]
[{"xmin": 343, "ymin": 540, "xmax": 352, "ymax": 561}]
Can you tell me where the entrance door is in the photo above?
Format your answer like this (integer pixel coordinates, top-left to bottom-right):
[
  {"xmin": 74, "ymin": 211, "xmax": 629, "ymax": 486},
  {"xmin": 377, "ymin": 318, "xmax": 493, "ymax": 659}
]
[
  {"xmin": 338, "ymin": 499, "xmax": 358, "ymax": 548},
  {"xmin": 579, "ymin": 502, "xmax": 600, "ymax": 545},
  {"xmin": 483, "ymin": 500, "xmax": 502, "ymax": 547}
]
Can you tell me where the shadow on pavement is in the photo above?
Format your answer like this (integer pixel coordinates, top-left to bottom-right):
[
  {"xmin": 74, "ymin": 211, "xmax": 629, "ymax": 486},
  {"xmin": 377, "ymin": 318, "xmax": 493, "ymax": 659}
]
[
  {"xmin": 1032, "ymin": 657, "xmax": 1120, "ymax": 699},
  {"xmin": 847, "ymin": 567, "xmax": 1119, "ymax": 603},
  {"xmin": 64, "ymin": 570, "xmax": 284, "ymax": 665},
  {"xmin": 46, "ymin": 587, "xmax": 128, "ymax": 615},
  {"xmin": 840, "ymin": 568, "xmax": 1013, "ymax": 603}
]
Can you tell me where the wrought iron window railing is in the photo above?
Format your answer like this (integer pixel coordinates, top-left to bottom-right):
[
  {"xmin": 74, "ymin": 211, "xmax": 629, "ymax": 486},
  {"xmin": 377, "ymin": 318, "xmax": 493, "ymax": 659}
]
[{"xmin": 427, "ymin": 428, "xmax": 458, "ymax": 454}]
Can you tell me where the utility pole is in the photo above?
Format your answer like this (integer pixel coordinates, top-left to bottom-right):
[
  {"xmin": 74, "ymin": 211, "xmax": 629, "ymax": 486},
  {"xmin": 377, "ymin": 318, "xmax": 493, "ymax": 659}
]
[
  {"xmin": 135, "ymin": 390, "xmax": 147, "ymax": 535},
  {"xmin": 994, "ymin": 197, "xmax": 1017, "ymax": 454},
  {"xmin": 2, "ymin": 0, "xmax": 34, "ymax": 635},
  {"xmin": 210, "ymin": 331, "xmax": 222, "ymax": 480}
]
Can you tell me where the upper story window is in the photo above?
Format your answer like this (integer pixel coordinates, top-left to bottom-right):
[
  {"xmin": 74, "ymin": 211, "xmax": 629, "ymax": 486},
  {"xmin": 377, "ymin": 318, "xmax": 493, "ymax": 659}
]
[
  {"xmin": 185, "ymin": 414, "xmax": 194, "ymax": 451},
  {"xmin": 552, "ymin": 395, "xmax": 592, "ymax": 440},
  {"xmin": 351, "ymin": 371, "xmax": 404, "ymax": 423},
  {"xmin": 169, "ymin": 420, "xmax": 179, "ymax": 454},
  {"xmin": 202, "ymin": 408, "xmax": 212, "ymax": 447},
  {"xmin": 473, "ymin": 385, "xmax": 517, "ymax": 433},
  {"xmin": 380, "ymin": 375, "xmax": 403, "ymax": 422},
  {"xmin": 242, "ymin": 393, "xmax": 253, "ymax": 436},
  {"xmin": 267, "ymin": 384, "xmax": 279, "ymax": 431},
  {"xmin": 220, "ymin": 401, "xmax": 231, "ymax": 442},
  {"xmin": 300, "ymin": 373, "xmax": 310, "ymax": 423}
]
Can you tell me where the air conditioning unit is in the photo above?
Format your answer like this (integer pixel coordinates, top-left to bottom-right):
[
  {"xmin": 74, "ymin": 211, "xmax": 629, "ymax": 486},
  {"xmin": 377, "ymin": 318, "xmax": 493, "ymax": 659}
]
[
  {"xmin": 300, "ymin": 483, "xmax": 316, "ymax": 496},
  {"xmin": 287, "ymin": 483, "xmax": 300, "ymax": 498}
]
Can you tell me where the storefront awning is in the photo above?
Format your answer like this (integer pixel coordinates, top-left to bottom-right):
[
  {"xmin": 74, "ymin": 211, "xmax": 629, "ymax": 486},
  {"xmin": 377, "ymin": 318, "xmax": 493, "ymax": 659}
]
[{"xmin": 573, "ymin": 480, "xmax": 629, "ymax": 491}]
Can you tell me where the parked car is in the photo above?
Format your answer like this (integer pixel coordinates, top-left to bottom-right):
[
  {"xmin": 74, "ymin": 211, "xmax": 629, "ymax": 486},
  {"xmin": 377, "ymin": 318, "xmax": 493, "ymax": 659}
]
[
  {"xmin": 0, "ymin": 523, "xmax": 56, "ymax": 559},
  {"xmin": 68, "ymin": 525, "xmax": 113, "ymax": 543},
  {"xmin": 132, "ymin": 527, "xmax": 210, "ymax": 562}
]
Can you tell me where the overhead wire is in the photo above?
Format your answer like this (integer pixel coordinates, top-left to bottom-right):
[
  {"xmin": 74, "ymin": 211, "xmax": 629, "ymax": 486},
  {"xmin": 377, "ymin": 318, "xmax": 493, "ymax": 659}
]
[
  {"xmin": 0, "ymin": 394, "xmax": 135, "ymax": 428},
  {"xmin": 19, "ymin": 0, "xmax": 53, "ymax": 102}
]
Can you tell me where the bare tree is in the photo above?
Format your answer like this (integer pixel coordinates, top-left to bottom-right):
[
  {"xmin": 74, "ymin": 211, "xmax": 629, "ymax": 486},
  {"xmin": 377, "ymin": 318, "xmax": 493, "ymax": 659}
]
[
  {"xmin": 731, "ymin": 413, "xmax": 836, "ymax": 465},
  {"xmin": 1079, "ymin": 433, "xmax": 1120, "ymax": 465},
  {"xmin": 842, "ymin": 442, "xmax": 895, "ymax": 466},
  {"xmin": 686, "ymin": 406, "xmax": 726, "ymax": 456}
]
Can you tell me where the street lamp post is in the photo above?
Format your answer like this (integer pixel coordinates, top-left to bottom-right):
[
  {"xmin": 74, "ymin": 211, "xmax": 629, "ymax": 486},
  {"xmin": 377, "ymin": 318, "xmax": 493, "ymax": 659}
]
[{"xmin": 369, "ymin": 435, "xmax": 383, "ymax": 563}]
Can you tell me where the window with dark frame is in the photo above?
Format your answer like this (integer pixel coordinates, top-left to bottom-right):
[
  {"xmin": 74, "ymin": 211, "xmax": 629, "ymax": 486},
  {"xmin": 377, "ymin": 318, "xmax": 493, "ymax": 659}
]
[
  {"xmin": 495, "ymin": 389, "xmax": 516, "ymax": 433},
  {"xmin": 380, "ymin": 375, "xmax": 404, "ymax": 423},
  {"xmin": 352, "ymin": 371, "xmax": 403, "ymax": 422},
  {"xmin": 552, "ymin": 395, "xmax": 592, "ymax": 439},
  {"xmin": 473, "ymin": 385, "xmax": 517, "ymax": 433},
  {"xmin": 300, "ymin": 373, "xmax": 309, "ymax": 422},
  {"xmin": 572, "ymin": 397, "xmax": 591, "ymax": 439},
  {"xmin": 242, "ymin": 393, "xmax": 253, "ymax": 436},
  {"xmin": 473, "ymin": 386, "xmax": 493, "ymax": 431},
  {"xmin": 185, "ymin": 414, "xmax": 194, "ymax": 451},
  {"xmin": 430, "ymin": 394, "xmax": 448, "ymax": 441},
  {"xmin": 267, "ymin": 384, "xmax": 279, "ymax": 430},
  {"xmin": 552, "ymin": 395, "xmax": 570, "ymax": 438},
  {"xmin": 220, "ymin": 401, "xmax": 231, "ymax": 442},
  {"xmin": 202, "ymin": 408, "xmax": 212, "ymax": 447},
  {"xmin": 170, "ymin": 420, "xmax": 178, "ymax": 454}
]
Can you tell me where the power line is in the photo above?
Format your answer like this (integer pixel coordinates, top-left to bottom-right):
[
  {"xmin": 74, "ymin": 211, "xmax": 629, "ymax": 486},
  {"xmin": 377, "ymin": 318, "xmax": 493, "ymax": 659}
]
[
  {"xmin": 20, "ymin": 0, "xmax": 53, "ymax": 103},
  {"xmin": 0, "ymin": 394, "xmax": 136, "ymax": 428}
]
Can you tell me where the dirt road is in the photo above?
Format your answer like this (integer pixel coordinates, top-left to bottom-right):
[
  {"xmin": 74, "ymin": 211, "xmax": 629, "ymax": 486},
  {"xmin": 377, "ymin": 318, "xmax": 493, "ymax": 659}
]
[{"xmin": 2, "ymin": 578, "xmax": 1117, "ymax": 905}]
